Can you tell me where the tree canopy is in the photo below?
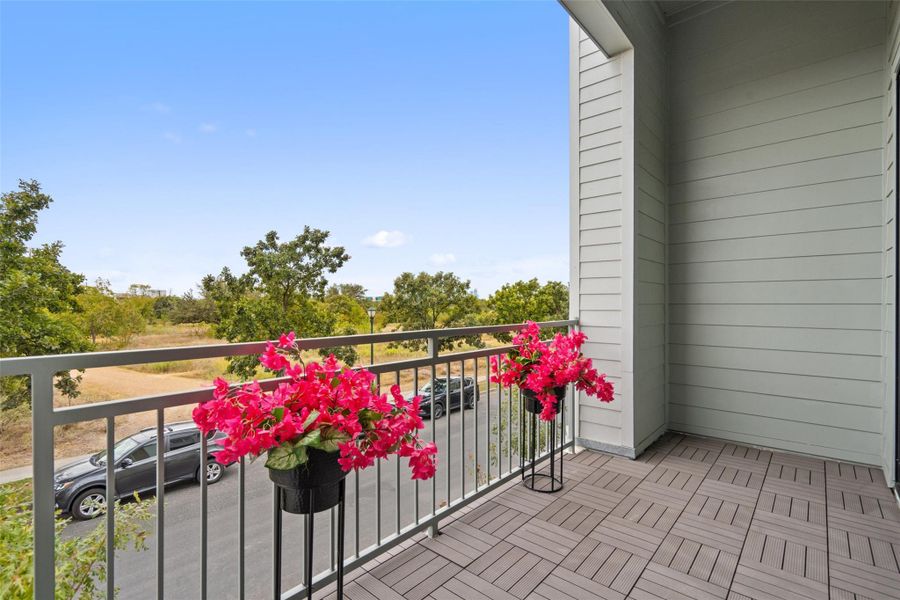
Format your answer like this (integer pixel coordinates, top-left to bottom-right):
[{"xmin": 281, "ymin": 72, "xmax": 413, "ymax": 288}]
[
  {"xmin": 380, "ymin": 271, "xmax": 482, "ymax": 351},
  {"xmin": 0, "ymin": 180, "xmax": 89, "ymax": 408},
  {"xmin": 203, "ymin": 228, "xmax": 357, "ymax": 376},
  {"xmin": 486, "ymin": 279, "xmax": 569, "ymax": 341}
]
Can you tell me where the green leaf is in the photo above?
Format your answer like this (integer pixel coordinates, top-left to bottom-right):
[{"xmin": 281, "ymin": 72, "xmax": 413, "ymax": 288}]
[
  {"xmin": 301, "ymin": 409, "xmax": 320, "ymax": 431},
  {"xmin": 296, "ymin": 429, "xmax": 321, "ymax": 447},
  {"xmin": 265, "ymin": 442, "xmax": 301, "ymax": 470},
  {"xmin": 313, "ymin": 426, "xmax": 351, "ymax": 452},
  {"xmin": 272, "ymin": 406, "xmax": 284, "ymax": 422},
  {"xmin": 293, "ymin": 444, "xmax": 308, "ymax": 466}
]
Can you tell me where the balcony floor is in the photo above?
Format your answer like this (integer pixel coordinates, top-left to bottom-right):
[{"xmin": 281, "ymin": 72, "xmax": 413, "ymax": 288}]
[{"xmin": 325, "ymin": 433, "xmax": 900, "ymax": 600}]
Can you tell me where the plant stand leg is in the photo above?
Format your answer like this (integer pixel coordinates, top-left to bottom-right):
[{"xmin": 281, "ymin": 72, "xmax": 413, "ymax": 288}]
[
  {"xmin": 274, "ymin": 489, "xmax": 282, "ymax": 600},
  {"xmin": 337, "ymin": 480, "xmax": 346, "ymax": 599},
  {"xmin": 306, "ymin": 488, "xmax": 315, "ymax": 600},
  {"xmin": 550, "ymin": 419, "xmax": 556, "ymax": 490}
]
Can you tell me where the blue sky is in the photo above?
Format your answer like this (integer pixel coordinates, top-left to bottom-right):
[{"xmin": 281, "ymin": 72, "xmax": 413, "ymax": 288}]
[{"xmin": 1, "ymin": 1, "xmax": 569, "ymax": 297}]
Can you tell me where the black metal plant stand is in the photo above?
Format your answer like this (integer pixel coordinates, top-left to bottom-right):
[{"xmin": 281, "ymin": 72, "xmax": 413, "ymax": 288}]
[
  {"xmin": 273, "ymin": 479, "xmax": 346, "ymax": 600},
  {"xmin": 520, "ymin": 388, "xmax": 565, "ymax": 493}
]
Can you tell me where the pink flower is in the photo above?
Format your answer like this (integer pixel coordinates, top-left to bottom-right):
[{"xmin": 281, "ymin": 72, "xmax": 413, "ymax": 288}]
[
  {"xmin": 192, "ymin": 332, "xmax": 438, "ymax": 481},
  {"xmin": 259, "ymin": 342, "xmax": 290, "ymax": 371},
  {"xmin": 490, "ymin": 321, "xmax": 615, "ymax": 420},
  {"xmin": 278, "ymin": 332, "xmax": 296, "ymax": 349}
]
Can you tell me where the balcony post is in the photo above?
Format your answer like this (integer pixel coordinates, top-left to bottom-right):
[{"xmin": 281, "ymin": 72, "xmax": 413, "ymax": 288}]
[{"xmin": 31, "ymin": 369, "xmax": 56, "ymax": 600}]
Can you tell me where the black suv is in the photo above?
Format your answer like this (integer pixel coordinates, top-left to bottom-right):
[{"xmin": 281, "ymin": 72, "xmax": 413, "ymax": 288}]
[
  {"xmin": 54, "ymin": 421, "xmax": 229, "ymax": 520},
  {"xmin": 417, "ymin": 376, "xmax": 477, "ymax": 419}
]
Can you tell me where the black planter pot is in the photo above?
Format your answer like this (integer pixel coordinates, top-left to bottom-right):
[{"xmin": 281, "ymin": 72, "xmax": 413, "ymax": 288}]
[
  {"xmin": 521, "ymin": 386, "xmax": 567, "ymax": 415},
  {"xmin": 267, "ymin": 447, "xmax": 348, "ymax": 514}
]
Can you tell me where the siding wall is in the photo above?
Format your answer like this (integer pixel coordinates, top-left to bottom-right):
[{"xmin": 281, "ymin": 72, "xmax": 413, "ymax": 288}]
[
  {"xmin": 571, "ymin": 3, "xmax": 667, "ymax": 455},
  {"xmin": 603, "ymin": 1, "xmax": 669, "ymax": 451},
  {"xmin": 667, "ymin": 1, "xmax": 887, "ymax": 465},
  {"xmin": 884, "ymin": 1, "xmax": 899, "ymax": 485},
  {"xmin": 571, "ymin": 20, "xmax": 629, "ymax": 450}
]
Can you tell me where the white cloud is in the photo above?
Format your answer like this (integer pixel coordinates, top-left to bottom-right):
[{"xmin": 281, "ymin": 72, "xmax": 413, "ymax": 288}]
[
  {"xmin": 245, "ymin": 128, "xmax": 257, "ymax": 137},
  {"xmin": 144, "ymin": 101, "xmax": 171, "ymax": 114},
  {"xmin": 198, "ymin": 122, "xmax": 218, "ymax": 134},
  {"xmin": 429, "ymin": 253, "xmax": 456, "ymax": 266},
  {"xmin": 363, "ymin": 230, "xmax": 410, "ymax": 248},
  {"xmin": 162, "ymin": 131, "xmax": 182, "ymax": 144}
]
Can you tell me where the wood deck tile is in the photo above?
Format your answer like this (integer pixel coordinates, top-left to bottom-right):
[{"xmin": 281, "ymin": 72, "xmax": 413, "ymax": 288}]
[
  {"xmin": 536, "ymin": 497, "xmax": 607, "ymax": 534},
  {"xmin": 697, "ymin": 478, "xmax": 761, "ymax": 508},
  {"xmin": 348, "ymin": 440, "xmax": 900, "ymax": 600},
  {"xmin": 532, "ymin": 568, "xmax": 627, "ymax": 600},
  {"xmin": 604, "ymin": 457, "xmax": 658, "ymax": 480}
]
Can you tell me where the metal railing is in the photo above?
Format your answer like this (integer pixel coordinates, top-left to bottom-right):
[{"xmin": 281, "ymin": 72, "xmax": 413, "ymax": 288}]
[{"xmin": 0, "ymin": 320, "xmax": 578, "ymax": 600}]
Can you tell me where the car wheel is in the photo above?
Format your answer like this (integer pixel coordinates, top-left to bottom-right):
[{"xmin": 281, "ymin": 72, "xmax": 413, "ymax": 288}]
[
  {"xmin": 71, "ymin": 488, "xmax": 106, "ymax": 520},
  {"xmin": 465, "ymin": 397, "xmax": 475, "ymax": 410},
  {"xmin": 198, "ymin": 460, "xmax": 224, "ymax": 484},
  {"xmin": 432, "ymin": 403, "xmax": 445, "ymax": 419}
]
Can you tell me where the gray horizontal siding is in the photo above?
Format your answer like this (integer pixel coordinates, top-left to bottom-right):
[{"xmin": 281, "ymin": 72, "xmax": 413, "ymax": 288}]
[
  {"xmin": 603, "ymin": 0, "xmax": 668, "ymax": 452},
  {"xmin": 883, "ymin": 0, "xmax": 899, "ymax": 485},
  {"xmin": 573, "ymin": 20, "xmax": 627, "ymax": 448},
  {"xmin": 667, "ymin": 0, "xmax": 886, "ymax": 465}
]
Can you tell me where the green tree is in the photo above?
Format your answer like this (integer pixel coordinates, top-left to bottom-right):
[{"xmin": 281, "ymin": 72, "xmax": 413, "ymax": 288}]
[
  {"xmin": 0, "ymin": 180, "xmax": 89, "ymax": 409},
  {"xmin": 487, "ymin": 279, "xmax": 569, "ymax": 341},
  {"xmin": 166, "ymin": 290, "xmax": 217, "ymax": 324},
  {"xmin": 0, "ymin": 481, "xmax": 154, "ymax": 600},
  {"xmin": 109, "ymin": 297, "xmax": 148, "ymax": 347},
  {"xmin": 205, "ymin": 228, "xmax": 356, "ymax": 376},
  {"xmin": 325, "ymin": 293, "xmax": 369, "ymax": 333},
  {"xmin": 326, "ymin": 283, "xmax": 368, "ymax": 304},
  {"xmin": 380, "ymin": 271, "xmax": 481, "ymax": 351},
  {"xmin": 241, "ymin": 228, "xmax": 349, "ymax": 311},
  {"xmin": 76, "ymin": 279, "xmax": 118, "ymax": 344}
]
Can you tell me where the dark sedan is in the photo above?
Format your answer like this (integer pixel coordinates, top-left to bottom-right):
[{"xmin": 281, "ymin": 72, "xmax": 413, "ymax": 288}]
[
  {"xmin": 417, "ymin": 376, "xmax": 477, "ymax": 419},
  {"xmin": 54, "ymin": 421, "xmax": 229, "ymax": 520}
]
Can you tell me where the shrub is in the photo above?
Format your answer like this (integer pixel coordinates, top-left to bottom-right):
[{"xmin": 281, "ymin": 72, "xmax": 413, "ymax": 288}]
[{"xmin": 0, "ymin": 481, "xmax": 154, "ymax": 599}]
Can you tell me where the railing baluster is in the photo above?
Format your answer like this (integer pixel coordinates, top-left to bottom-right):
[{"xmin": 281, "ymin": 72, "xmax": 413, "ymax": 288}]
[
  {"xmin": 460, "ymin": 360, "xmax": 465, "ymax": 498},
  {"xmin": 106, "ymin": 416, "xmax": 116, "ymax": 600},
  {"xmin": 395, "ymin": 369, "xmax": 401, "ymax": 535},
  {"xmin": 200, "ymin": 432, "xmax": 208, "ymax": 600},
  {"xmin": 485, "ymin": 356, "xmax": 490, "ymax": 484},
  {"xmin": 376, "ymin": 373, "xmax": 381, "ymax": 543},
  {"xmin": 354, "ymin": 468, "xmax": 360, "ymax": 558},
  {"xmin": 239, "ymin": 456, "xmax": 245, "ymax": 600},
  {"xmin": 496, "ymin": 373, "xmax": 502, "ymax": 477},
  {"xmin": 507, "ymin": 381, "xmax": 512, "ymax": 474},
  {"xmin": 445, "ymin": 362, "xmax": 451, "ymax": 507},
  {"xmin": 474, "ymin": 359, "xmax": 479, "ymax": 492},
  {"xmin": 156, "ymin": 409, "xmax": 165, "ymax": 600},
  {"xmin": 430, "ymin": 352, "xmax": 437, "ymax": 520},
  {"xmin": 413, "ymin": 366, "xmax": 420, "ymax": 524}
]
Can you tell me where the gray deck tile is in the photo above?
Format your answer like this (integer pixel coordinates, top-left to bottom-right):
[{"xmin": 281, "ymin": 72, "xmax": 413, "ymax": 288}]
[{"xmin": 345, "ymin": 439, "xmax": 900, "ymax": 600}]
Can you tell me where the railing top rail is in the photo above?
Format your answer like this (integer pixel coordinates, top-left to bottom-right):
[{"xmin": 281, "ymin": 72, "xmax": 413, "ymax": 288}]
[{"xmin": 0, "ymin": 319, "xmax": 577, "ymax": 376}]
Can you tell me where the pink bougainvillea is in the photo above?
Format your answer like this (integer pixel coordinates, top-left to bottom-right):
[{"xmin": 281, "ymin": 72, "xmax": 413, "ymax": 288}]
[
  {"xmin": 490, "ymin": 321, "xmax": 614, "ymax": 421},
  {"xmin": 192, "ymin": 333, "xmax": 437, "ymax": 480}
]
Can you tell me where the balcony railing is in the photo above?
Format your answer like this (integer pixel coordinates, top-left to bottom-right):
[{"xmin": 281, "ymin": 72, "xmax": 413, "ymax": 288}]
[{"xmin": 0, "ymin": 319, "xmax": 578, "ymax": 600}]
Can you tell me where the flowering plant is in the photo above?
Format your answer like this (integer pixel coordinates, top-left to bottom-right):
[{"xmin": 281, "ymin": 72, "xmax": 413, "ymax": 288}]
[
  {"xmin": 490, "ymin": 321, "xmax": 614, "ymax": 421},
  {"xmin": 192, "ymin": 332, "xmax": 437, "ymax": 480}
]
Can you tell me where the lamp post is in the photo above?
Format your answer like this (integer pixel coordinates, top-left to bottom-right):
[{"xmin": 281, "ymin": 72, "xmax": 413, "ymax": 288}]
[{"xmin": 367, "ymin": 306, "xmax": 376, "ymax": 366}]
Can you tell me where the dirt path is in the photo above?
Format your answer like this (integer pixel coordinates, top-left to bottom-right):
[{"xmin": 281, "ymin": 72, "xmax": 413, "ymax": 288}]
[{"xmin": 1, "ymin": 367, "xmax": 213, "ymax": 471}]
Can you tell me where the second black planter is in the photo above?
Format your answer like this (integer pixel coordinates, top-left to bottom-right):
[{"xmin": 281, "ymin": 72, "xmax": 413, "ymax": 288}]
[
  {"xmin": 267, "ymin": 447, "xmax": 348, "ymax": 514},
  {"xmin": 521, "ymin": 386, "xmax": 567, "ymax": 415}
]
